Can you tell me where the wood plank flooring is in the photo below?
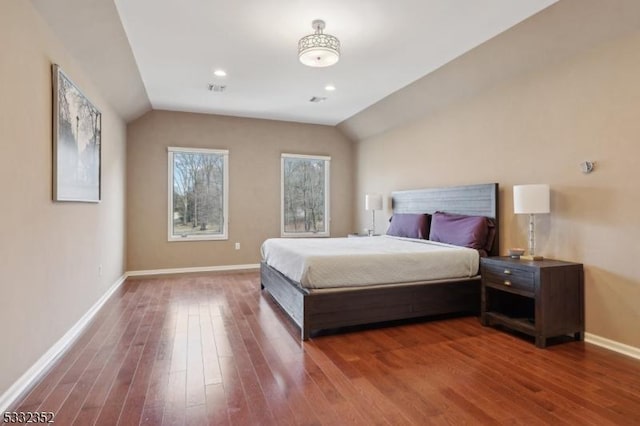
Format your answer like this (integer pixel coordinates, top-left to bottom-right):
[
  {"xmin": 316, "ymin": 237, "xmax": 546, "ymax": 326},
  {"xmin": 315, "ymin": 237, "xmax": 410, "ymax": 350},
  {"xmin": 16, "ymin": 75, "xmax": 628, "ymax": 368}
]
[{"xmin": 8, "ymin": 271, "xmax": 640, "ymax": 425}]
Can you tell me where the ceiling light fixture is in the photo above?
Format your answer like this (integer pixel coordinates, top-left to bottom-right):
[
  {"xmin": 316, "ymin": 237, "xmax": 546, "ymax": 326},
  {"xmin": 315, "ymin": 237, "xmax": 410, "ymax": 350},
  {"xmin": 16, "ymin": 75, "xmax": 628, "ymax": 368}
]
[
  {"xmin": 324, "ymin": 84, "xmax": 336, "ymax": 91},
  {"xmin": 298, "ymin": 20, "xmax": 340, "ymax": 68},
  {"xmin": 213, "ymin": 69, "xmax": 227, "ymax": 77}
]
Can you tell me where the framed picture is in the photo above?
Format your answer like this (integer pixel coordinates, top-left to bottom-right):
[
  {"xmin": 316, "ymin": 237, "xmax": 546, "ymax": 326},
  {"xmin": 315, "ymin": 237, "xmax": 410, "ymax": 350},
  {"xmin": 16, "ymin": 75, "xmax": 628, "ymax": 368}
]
[{"xmin": 52, "ymin": 64, "xmax": 101, "ymax": 202}]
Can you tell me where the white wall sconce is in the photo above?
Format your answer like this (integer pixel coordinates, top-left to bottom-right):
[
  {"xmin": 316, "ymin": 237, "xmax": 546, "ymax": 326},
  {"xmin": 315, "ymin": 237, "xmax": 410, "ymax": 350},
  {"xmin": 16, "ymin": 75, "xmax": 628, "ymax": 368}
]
[{"xmin": 580, "ymin": 161, "xmax": 595, "ymax": 174}]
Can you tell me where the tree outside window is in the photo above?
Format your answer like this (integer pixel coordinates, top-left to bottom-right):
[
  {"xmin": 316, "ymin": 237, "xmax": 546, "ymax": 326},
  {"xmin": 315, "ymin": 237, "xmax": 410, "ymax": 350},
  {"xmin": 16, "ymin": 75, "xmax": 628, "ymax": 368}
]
[
  {"xmin": 281, "ymin": 154, "xmax": 330, "ymax": 237},
  {"xmin": 168, "ymin": 147, "xmax": 229, "ymax": 241}
]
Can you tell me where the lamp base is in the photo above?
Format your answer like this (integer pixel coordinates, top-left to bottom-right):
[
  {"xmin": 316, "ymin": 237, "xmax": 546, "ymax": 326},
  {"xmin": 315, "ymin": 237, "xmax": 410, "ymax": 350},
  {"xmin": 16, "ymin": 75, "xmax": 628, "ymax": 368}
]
[{"xmin": 520, "ymin": 254, "xmax": 544, "ymax": 261}]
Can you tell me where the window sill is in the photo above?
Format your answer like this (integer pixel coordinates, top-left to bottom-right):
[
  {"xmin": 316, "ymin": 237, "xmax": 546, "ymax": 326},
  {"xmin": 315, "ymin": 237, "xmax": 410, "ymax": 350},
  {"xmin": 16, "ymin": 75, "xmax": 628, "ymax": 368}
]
[{"xmin": 168, "ymin": 235, "xmax": 228, "ymax": 242}]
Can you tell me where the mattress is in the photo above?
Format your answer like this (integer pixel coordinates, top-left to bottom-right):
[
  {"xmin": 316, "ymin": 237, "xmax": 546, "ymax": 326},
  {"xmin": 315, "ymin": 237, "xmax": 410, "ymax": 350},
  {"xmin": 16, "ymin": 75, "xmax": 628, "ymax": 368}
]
[{"xmin": 261, "ymin": 235, "xmax": 479, "ymax": 289}]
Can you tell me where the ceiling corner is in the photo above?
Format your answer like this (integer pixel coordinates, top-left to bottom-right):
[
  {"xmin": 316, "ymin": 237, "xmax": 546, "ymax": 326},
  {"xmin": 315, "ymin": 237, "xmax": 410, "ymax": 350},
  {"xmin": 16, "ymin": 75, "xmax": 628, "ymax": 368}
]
[{"xmin": 31, "ymin": 0, "xmax": 151, "ymax": 122}]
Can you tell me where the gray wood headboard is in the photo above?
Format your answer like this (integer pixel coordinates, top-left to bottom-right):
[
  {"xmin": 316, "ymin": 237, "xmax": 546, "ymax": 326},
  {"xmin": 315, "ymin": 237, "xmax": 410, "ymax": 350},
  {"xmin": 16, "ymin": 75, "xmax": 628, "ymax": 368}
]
[{"xmin": 391, "ymin": 183, "xmax": 499, "ymax": 256}]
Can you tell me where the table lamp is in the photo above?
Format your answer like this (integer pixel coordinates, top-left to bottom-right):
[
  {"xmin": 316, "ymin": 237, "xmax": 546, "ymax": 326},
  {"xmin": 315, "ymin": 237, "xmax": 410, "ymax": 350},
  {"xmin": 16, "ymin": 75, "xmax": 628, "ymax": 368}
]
[
  {"xmin": 513, "ymin": 184, "xmax": 550, "ymax": 260},
  {"xmin": 365, "ymin": 193, "xmax": 382, "ymax": 236}
]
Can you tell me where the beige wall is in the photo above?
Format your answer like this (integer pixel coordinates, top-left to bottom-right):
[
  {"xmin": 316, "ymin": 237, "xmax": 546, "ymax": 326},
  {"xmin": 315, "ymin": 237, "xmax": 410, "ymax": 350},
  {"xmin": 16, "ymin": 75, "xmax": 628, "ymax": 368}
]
[
  {"xmin": 126, "ymin": 110, "xmax": 354, "ymax": 271},
  {"xmin": 348, "ymin": 32, "xmax": 640, "ymax": 348},
  {"xmin": 0, "ymin": 1, "xmax": 126, "ymax": 397},
  {"xmin": 2, "ymin": 1, "xmax": 635, "ymax": 406}
]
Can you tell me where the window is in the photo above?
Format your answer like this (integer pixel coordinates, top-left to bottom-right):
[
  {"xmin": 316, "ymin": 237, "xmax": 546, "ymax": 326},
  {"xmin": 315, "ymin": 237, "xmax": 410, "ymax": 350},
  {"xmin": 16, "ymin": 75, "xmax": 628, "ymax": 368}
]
[
  {"xmin": 281, "ymin": 153, "xmax": 330, "ymax": 237},
  {"xmin": 168, "ymin": 147, "xmax": 229, "ymax": 241}
]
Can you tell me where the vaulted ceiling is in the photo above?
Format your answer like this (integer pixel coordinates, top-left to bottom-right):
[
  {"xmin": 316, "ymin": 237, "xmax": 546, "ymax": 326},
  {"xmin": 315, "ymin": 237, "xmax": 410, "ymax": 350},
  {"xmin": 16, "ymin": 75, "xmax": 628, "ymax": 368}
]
[
  {"xmin": 112, "ymin": 0, "xmax": 556, "ymax": 125},
  {"xmin": 31, "ymin": 0, "xmax": 554, "ymax": 124},
  {"xmin": 31, "ymin": 0, "xmax": 640, "ymax": 139}
]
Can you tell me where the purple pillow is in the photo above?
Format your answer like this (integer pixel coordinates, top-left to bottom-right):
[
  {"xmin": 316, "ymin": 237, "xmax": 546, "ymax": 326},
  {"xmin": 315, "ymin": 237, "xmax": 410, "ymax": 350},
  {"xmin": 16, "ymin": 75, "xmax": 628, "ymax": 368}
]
[
  {"xmin": 429, "ymin": 212, "xmax": 490, "ymax": 250},
  {"xmin": 387, "ymin": 213, "xmax": 431, "ymax": 239}
]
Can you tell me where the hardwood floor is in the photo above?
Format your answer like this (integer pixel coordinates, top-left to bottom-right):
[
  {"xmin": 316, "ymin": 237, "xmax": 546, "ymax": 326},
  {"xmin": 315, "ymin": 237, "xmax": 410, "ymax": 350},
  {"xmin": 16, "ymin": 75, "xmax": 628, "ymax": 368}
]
[{"xmin": 9, "ymin": 271, "xmax": 640, "ymax": 425}]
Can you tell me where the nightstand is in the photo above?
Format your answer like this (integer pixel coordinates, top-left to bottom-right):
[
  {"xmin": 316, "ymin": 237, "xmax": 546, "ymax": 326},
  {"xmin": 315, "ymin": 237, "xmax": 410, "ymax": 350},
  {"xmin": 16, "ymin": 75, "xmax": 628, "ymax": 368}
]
[
  {"xmin": 480, "ymin": 256, "xmax": 584, "ymax": 348},
  {"xmin": 347, "ymin": 233, "xmax": 380, "ymax": 237}
]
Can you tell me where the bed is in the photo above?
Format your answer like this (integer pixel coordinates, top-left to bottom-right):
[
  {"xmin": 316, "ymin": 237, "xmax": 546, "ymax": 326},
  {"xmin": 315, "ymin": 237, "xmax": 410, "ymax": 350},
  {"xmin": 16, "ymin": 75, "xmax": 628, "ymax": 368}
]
[{"xmin": 260, "ymin": 183, "xmax": 499, "ymax": 340}]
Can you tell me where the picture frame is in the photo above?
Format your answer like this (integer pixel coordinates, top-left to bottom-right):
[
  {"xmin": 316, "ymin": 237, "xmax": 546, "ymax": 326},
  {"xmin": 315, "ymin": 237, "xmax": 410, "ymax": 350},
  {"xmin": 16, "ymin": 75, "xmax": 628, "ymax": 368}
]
[{"xmin": 52, "ymin": 64, "xmax": 101, "ymax": 202}]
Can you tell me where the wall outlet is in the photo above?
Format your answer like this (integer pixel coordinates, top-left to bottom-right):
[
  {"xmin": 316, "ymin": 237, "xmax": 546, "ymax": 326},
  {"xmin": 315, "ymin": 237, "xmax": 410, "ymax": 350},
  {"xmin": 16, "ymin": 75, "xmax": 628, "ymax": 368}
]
[{"xmin": 235, "ymin": 242, "xmax": 240, "ymax": 250}]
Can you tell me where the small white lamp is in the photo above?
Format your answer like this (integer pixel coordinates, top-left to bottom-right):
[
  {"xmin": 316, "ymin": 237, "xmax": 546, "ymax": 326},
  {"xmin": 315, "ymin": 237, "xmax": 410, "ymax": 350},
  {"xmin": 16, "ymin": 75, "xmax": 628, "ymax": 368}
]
[
  {"xmin": 513, "ymin": 184, "xmax": 550, "ymax": 260},
  {"xmin": 365, "ymin": 193, "xmax": 383, "ymax": 236}
]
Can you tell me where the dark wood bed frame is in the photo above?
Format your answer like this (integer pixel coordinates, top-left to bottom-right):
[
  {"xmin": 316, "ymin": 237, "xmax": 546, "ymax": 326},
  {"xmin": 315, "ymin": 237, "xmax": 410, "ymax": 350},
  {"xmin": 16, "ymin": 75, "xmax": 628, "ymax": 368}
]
[{"xmin": 261, "ymin": 183, "xmax": 499, "ymax": 340}]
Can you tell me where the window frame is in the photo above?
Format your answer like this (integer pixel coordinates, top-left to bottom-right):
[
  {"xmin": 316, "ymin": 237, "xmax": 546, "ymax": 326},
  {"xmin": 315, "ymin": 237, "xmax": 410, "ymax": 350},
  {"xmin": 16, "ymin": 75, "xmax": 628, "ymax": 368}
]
[
  {"xmin": 280, "ymin": 153, "xmax": 331, "ymax": 238},
  {"xmin": 167, "ymin": 146, "xmax": 229, "ymax": 242}
]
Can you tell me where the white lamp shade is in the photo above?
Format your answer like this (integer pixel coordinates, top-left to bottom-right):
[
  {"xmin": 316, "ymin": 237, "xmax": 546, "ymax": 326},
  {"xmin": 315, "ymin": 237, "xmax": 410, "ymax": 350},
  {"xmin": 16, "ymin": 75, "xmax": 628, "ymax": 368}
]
[
  {"xmin": 365, "ymin": 193, "xmax": 382, "ymax": 211},
  {"xmin": 513, "ymin": 184, "xmax": 550, "ymax": 214}
]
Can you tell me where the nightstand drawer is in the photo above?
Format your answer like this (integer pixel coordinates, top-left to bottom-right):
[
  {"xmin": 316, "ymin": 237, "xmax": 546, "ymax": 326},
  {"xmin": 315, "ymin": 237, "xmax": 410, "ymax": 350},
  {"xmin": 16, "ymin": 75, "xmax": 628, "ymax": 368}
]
[{"xmin": 482, "ymin": 264, "xmax": 534, "ymax": 292}]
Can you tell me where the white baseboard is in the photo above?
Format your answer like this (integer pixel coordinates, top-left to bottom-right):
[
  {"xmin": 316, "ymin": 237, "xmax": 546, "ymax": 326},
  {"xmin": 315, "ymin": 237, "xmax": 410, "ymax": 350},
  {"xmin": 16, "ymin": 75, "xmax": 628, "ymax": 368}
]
[
  {"xmin": 585, "ymin": 333, "xmax": 640, "ymax": 360},
  {"xmin": 126, "ymin": 263, "xmax": 260, "ymax": 277},
  {"xmin": 0, "ymin": 274, "xmax": 127, "ymax": 413}
]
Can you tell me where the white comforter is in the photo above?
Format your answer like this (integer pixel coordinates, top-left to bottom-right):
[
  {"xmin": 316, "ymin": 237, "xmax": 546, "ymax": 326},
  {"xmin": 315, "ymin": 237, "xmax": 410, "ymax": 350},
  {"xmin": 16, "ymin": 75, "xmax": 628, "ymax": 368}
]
[{"xmin": 261, "ymin": 235, "xmax": 479, "ymax": 289}]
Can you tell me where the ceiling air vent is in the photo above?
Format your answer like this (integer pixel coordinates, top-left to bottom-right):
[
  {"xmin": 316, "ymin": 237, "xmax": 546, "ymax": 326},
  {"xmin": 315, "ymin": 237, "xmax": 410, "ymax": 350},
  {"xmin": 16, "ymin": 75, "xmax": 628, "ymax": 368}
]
[
  {"xmin": 309, "ymin": 96, "xmax": 327, "ymax": 103},
  {"xmin": 208, "ymin": 84, "xmax": 227, "ymax": 92}
]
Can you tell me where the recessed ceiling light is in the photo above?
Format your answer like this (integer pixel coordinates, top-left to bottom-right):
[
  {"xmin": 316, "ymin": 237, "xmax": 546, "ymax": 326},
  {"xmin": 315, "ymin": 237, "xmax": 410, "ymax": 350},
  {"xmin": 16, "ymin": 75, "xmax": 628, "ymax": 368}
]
[
  {"xmin": 324, "ymin": 84, "xmax": 336, "ymax": 91},
  {"xmin": 213, "ymin": 69, "xmax": 227, "ymax": 77}
]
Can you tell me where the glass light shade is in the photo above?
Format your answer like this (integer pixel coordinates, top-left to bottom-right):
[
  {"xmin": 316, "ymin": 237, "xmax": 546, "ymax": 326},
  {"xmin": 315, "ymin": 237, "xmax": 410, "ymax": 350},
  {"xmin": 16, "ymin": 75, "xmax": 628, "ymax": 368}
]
[
  {"xmin": 299, "ymin": 48, "xmax": 339, "ymax": 67},
  {"xmin": 365, "ymin": 194, "xmax": 382, "ymax": 211},
  {"xmin": 513, "ymin": 184, "xmax": 550, "ymax": 214}
]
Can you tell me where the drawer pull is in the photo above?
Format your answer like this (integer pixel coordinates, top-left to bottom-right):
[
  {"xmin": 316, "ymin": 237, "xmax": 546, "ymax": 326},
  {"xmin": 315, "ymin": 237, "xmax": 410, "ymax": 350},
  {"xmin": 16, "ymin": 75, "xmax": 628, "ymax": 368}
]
[
  {"xmin": 504, "ymin": 269, "xmax": 512, "ymax": 275},
  {"xmin": 504, "ymin": 280, "xmax": 512, "ymax": 286}
]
